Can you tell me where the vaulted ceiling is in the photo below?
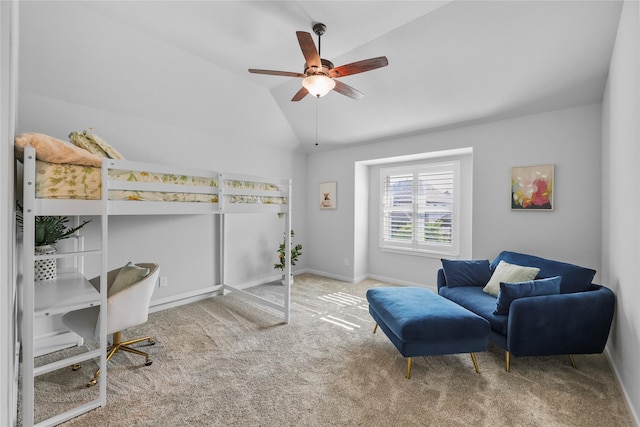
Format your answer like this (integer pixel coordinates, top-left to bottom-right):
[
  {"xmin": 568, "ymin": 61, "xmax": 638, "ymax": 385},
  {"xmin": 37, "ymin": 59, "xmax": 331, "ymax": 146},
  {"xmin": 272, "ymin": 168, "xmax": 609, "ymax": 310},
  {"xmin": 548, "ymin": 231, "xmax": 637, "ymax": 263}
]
[{"xmin": 20, "ymin": 1, "xmax": 623, "ymax": 152}]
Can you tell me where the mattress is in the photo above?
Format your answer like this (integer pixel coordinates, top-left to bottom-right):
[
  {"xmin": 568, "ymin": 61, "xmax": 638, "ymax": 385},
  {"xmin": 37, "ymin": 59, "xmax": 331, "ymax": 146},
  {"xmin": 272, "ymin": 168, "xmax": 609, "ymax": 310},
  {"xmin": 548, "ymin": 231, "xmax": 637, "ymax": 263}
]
[
  {"xmin": 34, "ymin": 160, "xmax": 217, "ymax": 202},
  {"xmin": 33, "ymin": 161, "xmax": 286, "ymax": 204}
]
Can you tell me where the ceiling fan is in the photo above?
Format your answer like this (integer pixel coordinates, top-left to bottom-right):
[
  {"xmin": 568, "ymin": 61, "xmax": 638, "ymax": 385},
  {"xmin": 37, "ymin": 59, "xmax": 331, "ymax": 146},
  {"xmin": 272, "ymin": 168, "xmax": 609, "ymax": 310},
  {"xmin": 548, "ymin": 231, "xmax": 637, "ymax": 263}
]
[{"xmin": 249, "ymin": 23, "xmax": 388, "ymax": 102}]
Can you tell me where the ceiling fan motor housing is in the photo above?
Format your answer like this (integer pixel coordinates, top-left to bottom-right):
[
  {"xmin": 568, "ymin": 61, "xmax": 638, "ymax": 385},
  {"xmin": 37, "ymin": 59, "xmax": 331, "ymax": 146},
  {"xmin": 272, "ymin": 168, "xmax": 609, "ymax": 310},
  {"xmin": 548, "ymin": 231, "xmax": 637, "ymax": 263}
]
[
  {"xmin": 248, "ymin": 21, "xmax": 388, "ymax": 102},
  {"xmin": 305, "ymin": 58, "xmax": 334, "ymax": 76}
]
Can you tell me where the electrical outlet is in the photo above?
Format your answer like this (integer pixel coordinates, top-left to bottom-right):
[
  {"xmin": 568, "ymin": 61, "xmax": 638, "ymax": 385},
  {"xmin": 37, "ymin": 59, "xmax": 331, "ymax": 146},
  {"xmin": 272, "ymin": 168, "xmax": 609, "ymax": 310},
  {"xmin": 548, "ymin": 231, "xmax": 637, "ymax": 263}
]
[
  {"xmin": 344, "ymin": 258, "xmax": 349, "ymax": 266},
  {"xmin": 159, "ymin": 276, "xmax": 168, "ymax": 287}
]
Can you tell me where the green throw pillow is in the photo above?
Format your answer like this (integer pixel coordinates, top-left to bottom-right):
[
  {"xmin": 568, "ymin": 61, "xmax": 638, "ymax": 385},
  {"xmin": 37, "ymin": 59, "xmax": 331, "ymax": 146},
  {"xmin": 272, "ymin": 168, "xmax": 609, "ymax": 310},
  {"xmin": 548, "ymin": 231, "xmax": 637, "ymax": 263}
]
[
  {"xmin": 108, "ymin": 262, "xmax": 150, "ymax": 297},
  {"xmin": 482, "ymin": 260, "xmax": 540, "ymax": 297}
]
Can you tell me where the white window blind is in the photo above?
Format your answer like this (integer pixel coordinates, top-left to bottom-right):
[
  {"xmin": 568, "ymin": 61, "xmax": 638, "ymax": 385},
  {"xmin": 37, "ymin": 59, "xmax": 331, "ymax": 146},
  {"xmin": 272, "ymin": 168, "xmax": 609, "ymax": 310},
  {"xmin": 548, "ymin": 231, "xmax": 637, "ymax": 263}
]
[{"xmin": 380, "ymin": 161, "xmax": 459, "ymax": 256}]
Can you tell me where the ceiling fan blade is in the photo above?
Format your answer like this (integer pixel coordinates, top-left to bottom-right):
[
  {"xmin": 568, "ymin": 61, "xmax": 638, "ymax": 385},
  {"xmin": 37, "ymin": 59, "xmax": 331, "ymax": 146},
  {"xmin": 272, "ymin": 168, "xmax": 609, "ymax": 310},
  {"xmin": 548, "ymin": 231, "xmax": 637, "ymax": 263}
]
[
  {"xmin": 333, "ymin": 80, "xmax": 364, "ymax": 100},
  {"xmin": 329, "ymin": 56, "xmax": 389, "ymax": 78},
  {"xmin": 296, "ymin": 31, "xmax": 321, "ymax": 70},
  {"xmin": 291, "ymin": 86, "xmax": 309, "ymax": 102},
  {"xmin": 248, "ymin": 69, "xmax": 306, "ymax": 78}
]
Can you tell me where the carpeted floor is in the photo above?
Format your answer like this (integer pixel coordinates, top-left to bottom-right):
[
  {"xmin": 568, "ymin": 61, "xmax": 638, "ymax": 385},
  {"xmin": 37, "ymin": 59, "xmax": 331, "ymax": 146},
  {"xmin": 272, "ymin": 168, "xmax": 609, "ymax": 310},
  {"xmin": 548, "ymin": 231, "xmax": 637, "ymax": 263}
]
[{"xmin": 26, "ymin": 274, "xmax": 633, "ymax": 426}]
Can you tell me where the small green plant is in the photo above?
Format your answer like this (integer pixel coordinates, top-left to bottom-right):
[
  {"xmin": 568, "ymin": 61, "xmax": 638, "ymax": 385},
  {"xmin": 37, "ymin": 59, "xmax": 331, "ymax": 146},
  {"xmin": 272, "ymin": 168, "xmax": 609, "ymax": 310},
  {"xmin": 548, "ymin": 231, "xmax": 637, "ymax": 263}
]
[
  {"xmin": 16, "ymin": 202, "xmax": 91, "ymax": 246},
  {"xmin": 274, "ymin": 229, "xmax": 302, "ymax": 271}
]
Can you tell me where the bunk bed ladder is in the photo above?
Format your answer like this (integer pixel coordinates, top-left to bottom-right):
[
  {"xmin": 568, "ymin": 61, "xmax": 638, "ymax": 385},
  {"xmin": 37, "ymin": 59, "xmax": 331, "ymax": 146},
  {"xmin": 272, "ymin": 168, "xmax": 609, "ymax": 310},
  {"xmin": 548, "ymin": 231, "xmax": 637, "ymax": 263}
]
[{"xmin": 20, "ymin": 147, "xmax": 108, "ymax": 426}]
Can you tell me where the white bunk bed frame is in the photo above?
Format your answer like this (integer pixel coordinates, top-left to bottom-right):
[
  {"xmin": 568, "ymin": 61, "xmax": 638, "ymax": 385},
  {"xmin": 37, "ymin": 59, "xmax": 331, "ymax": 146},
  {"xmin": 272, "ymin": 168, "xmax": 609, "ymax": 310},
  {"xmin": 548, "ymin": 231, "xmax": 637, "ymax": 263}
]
[{"xmin": 20, "ymin": 146, "xmax": 293, "ymax": 426}]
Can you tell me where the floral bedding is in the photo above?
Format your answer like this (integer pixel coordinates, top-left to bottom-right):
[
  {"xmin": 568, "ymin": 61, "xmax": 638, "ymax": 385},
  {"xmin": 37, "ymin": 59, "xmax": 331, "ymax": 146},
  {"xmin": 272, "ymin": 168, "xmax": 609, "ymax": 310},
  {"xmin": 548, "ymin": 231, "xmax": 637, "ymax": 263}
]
[
  {"xmin": 33, "ymin": 160, "xmax": 285, "ymax": 204},
  {"xmin": 108, "ymin": 168, "xmax": 217, "ymax": 203},
  {"xmin": 34, "ymin": 161, "xmax": 217, "ymax": 202},
  {"xmin": 34, "ymin": 161, "xmax": 101, "ymax": 200},
  {"xmin": 223, "ymin": 180, "xmax": 286, "ymax": 204}
]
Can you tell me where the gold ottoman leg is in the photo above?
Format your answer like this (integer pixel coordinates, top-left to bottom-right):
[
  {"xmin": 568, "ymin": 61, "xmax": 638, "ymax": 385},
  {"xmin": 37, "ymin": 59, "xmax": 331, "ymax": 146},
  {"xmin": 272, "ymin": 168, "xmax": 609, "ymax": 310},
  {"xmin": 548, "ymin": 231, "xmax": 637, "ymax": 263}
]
[
  {"xmin": 568, "ymin": 354, "xmax": 577, "ymax": 369},
  {"xmin": 470, "ymin": 352, "xmax": 480, "ymax": 373},
  {"xmin": 505, "ymin": 351, "xmax": 511, "ymax": 372},
  {"xmin": 373, "ymin": 323, "xmax": 378, "ymax": 334},
  {"xmin": 406, "ymin": 357, "xmax": 413, "ymax": 380}
]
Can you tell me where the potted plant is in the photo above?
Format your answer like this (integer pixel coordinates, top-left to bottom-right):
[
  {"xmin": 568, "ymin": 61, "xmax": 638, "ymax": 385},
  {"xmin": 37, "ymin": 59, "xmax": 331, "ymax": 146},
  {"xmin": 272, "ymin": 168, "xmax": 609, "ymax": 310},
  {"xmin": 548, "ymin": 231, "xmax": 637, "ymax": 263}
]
[
  {"xmin": 16, "ymin": 202, "xmax": 91, "ymax": 281},
  {"xmin": 274, "ymin": 229, "xmax": 302, "ymax": 285}
]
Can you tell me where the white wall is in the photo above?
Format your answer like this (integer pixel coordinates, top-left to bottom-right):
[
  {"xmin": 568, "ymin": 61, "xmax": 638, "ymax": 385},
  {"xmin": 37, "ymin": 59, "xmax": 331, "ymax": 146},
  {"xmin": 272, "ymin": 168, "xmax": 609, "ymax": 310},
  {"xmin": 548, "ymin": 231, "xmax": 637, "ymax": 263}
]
[
  {"xmin": 18, "ymin": 95, "xmax": 306, "ymax": 292},
  {"xmin": 306, "ymin": 103, "xmax": 603, "ymax": 287},
  {"xmin": 16, "ymin": 3, "xmax": 308, "ymax": 304},
  {"xmin": 601, "ymin": 0, "xmax": 640, "ymax": 423}
]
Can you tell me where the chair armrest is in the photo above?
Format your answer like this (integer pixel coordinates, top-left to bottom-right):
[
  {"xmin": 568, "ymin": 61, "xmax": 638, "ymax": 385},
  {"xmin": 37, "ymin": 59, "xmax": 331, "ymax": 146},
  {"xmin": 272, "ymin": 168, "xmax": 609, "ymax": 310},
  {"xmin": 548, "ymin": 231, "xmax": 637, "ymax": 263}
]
[
  {"xmin": 507, "ymin": 285, "xmax": 615, "ymax": 356},
  {"xmin": 437, "ymin": 269, "xmax": 446, "ymax": 290}
]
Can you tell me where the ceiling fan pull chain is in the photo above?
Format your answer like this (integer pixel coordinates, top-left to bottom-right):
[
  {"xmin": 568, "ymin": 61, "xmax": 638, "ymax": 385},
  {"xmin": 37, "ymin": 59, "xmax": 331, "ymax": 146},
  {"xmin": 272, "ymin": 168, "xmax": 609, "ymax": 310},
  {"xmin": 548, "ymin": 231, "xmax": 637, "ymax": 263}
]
[{"xmin": 315, "ymin": 97, "xmax": 319, "ymax": 146}]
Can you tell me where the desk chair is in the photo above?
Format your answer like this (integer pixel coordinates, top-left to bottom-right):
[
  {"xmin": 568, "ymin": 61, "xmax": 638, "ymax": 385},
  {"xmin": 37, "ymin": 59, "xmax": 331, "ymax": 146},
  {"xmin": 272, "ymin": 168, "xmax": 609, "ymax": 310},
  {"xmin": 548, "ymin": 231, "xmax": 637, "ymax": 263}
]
[{"xmin": 62, "ymin": 262, "xmax": 159, "ymax": 386}]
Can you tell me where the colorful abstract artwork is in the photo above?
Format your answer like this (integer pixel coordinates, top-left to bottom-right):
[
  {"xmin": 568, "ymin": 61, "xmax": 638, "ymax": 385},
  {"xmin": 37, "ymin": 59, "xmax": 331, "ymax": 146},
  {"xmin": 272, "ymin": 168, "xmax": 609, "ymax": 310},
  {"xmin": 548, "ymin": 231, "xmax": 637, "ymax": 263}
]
[{"xmin": 511, "ymin": 164, "xmax": 554, "ymax": 210}]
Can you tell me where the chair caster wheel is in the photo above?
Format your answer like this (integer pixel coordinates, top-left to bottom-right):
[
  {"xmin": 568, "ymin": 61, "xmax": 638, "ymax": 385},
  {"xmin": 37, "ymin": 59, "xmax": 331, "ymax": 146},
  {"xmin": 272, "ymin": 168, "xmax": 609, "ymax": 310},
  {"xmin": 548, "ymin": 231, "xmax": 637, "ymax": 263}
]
[
  {"xmin": 71, "ymin": 364, "xmax": 81, "ymax": 371},
  {"xmin": 148, "ymin": 339, "xmax": 155, "ymax": 346},
  {"xmin": 145, "ymin": 359, "xmax": 152, "ymax": 367},
  {"xmin": 87, "ymin": 379, "xmax": 97, "ymax": 387}
]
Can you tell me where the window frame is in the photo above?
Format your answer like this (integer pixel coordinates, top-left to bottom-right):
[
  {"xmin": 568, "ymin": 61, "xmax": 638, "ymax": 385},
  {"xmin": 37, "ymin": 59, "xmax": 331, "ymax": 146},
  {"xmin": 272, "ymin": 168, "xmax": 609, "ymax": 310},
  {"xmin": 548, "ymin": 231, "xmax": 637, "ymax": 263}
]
[{"xmin": 379, "ymin": 160, "xmax": 460, "ymax": 257}]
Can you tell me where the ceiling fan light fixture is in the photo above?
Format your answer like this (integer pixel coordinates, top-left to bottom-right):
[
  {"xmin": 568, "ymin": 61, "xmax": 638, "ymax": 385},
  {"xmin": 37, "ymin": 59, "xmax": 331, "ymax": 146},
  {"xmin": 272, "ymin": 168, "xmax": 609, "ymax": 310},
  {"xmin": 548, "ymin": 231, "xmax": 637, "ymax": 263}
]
[{"xmin": 302, "ymin": 75, "xmax": 335, "ymax": 97}]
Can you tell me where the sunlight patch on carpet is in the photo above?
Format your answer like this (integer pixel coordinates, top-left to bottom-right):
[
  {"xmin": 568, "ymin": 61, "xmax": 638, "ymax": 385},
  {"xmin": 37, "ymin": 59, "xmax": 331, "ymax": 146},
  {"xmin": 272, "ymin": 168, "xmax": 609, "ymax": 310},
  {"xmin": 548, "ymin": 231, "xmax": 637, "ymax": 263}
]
[
  {"xmin": 318, "ymin": 292, "xmax": 367, "ymax": 307},
  {"xmin": 320, "ymin": 315, "xmax": 362, "ymax": 330}
]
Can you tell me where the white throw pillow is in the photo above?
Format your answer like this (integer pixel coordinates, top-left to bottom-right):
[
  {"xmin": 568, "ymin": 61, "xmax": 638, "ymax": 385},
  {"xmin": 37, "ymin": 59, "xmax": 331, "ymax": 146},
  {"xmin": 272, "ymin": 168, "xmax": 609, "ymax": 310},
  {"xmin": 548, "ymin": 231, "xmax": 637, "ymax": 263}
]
[
  {"xmin": 108, "ymin": 262, "xmax": 150, "ymax": 297},
  {"xmin": 483, "ymin": 260, "xmax": 540, "ymax": 297}
]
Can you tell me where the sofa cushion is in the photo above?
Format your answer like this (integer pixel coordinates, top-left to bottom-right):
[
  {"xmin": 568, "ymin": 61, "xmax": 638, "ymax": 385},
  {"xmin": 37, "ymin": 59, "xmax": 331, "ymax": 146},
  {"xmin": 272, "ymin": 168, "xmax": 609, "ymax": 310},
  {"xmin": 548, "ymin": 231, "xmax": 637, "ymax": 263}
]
[
  {"xmin": 494, "ymin": 276, "xmax": 561, "ymax": 315},
  {"xmin": 490, "ymin": 251, "xmax": 595, "ymax": 294},
  {"xmin": 483, "ymin": 260, "xmax": 540, "ymax": 297},
  {"xmin": 441, "ymin": 259, "xmax": 492, "ymax": 288},
  {"xmin": 439, "ymin": 286, "xmax": 508, "ymax": 335}
]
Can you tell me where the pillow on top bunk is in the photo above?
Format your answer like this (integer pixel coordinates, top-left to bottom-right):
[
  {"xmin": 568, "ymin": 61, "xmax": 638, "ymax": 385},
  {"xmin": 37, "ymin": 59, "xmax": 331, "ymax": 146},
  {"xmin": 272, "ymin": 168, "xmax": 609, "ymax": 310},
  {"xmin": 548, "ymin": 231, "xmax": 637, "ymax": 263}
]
[
  {"xmin": 108, "ymin": 262, "xmax": 150, "ymax": 297},
  {"xmin": 69, "ymin": 130, "xmax": 125, "ymax": 160},
  {"xmin": 14, "ymin": 132, "xmax": 102, "ymax": 167}
]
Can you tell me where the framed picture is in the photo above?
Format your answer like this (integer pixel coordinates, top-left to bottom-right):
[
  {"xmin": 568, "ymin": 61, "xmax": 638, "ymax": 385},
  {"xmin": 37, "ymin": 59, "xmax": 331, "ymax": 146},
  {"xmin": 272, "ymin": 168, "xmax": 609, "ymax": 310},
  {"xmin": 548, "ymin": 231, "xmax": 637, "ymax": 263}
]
[
  {"xmin": 319, "ymin": 181, "xmax": 337, "ymax": 209},
  {"xmin": 511, "ymin": 164, "xmax": 554, "ymax": 210}
]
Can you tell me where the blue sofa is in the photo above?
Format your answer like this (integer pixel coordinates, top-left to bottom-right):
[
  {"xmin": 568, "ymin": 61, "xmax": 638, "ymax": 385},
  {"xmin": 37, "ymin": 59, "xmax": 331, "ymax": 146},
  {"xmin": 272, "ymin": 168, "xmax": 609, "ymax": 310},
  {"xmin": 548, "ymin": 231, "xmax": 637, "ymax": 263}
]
[{"xmin": 438, "ymin": 251, "xmax": 615, "ymax": 371}]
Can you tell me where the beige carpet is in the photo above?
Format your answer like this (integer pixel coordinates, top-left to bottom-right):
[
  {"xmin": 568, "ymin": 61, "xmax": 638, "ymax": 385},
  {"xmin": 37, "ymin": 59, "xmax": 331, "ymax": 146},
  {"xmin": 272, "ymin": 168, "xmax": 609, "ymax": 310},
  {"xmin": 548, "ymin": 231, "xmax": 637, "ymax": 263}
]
[{"xmin": 26, "ymin": 274, "xmax": 633, "ymax": 426}]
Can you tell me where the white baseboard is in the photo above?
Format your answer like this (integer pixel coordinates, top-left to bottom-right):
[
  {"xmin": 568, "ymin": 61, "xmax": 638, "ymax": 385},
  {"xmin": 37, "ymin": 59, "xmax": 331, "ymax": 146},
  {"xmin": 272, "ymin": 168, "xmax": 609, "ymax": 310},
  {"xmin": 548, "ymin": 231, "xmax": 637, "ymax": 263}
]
[
  {"xmin": 149, "ymin": 285, "xmax": 224, "ymax": 313},
  {"xmin": 148, "ymin": 275, "xmax": 288, "ymax": 314},
  {"xmin": 304, "ymin": 269, "xmax": 356, "ymax": 283},
  {"xmin": 300, "ymin": 269, "xmax": 436, "ymax": 291},
  {"xmin": 604, "ymin": 346, "xmax": 640, "ymax": 426},
  {"xmin": 365, "ymin": 273, "xmax": 437, "ymax": 292}
]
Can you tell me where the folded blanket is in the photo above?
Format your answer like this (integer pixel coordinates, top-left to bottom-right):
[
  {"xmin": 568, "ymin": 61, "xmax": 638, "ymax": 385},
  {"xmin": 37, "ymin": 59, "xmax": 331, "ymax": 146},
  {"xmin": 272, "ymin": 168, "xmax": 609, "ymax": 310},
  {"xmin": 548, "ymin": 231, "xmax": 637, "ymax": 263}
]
[
  {"xmin": 15, "ymin": 132, "xmax": 102, "ymax": 167},
  {"xmin": 69, "ymin": 130, "xmax": 124, "ymax": 160}
]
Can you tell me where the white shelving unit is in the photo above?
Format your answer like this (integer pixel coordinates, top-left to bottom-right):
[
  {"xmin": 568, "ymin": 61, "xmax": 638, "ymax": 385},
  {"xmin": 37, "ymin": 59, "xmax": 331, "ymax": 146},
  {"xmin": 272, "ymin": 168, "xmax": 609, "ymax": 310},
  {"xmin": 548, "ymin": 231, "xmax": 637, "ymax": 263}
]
[{"xmin": 20, "ymin": 149, "xmax": 108, "ymax": 427}]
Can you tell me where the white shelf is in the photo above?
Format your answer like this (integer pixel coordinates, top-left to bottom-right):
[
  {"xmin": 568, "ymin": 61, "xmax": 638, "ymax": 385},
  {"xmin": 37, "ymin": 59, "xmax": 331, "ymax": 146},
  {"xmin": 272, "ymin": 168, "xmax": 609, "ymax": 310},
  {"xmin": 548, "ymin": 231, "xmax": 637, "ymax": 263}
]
[{"xmin": 34, "ymin": 272, "xmax": 100, "ymax": 318}]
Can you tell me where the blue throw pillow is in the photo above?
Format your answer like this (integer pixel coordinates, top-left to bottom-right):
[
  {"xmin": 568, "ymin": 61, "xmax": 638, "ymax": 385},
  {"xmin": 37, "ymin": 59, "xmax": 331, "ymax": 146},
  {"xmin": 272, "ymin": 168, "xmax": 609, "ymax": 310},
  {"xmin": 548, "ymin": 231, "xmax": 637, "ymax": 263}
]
[
  {"xmin": 490, "ymin": 251, "xmax": 596, "ymax": 294},
  {"xmin": 441, "ymin": 259, "xmax": 492, "ymax": 288},
  {"xmin": 494, "ymin": 276, "xmax": 561, "ymax": 315}
]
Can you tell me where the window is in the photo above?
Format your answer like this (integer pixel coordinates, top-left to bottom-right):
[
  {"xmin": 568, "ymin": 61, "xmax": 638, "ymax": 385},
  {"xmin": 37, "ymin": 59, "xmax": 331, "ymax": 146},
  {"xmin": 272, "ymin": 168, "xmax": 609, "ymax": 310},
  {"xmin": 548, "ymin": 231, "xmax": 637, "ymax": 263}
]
[{"xmin": 380, "ymin": 161, "xmax": 460, "ymax": 256}]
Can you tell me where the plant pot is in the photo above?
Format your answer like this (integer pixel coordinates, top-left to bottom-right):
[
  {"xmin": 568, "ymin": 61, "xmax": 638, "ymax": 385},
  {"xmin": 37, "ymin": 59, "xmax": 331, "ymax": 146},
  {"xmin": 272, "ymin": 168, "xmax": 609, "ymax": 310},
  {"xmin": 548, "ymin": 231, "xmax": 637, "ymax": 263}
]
[
  {"xmin": 34, "ymin": 245, "xmax": 57, "ymax": 281},
  {"xmin": 281, "ymin": 274, "xmax": 293, "ymax": 286}
]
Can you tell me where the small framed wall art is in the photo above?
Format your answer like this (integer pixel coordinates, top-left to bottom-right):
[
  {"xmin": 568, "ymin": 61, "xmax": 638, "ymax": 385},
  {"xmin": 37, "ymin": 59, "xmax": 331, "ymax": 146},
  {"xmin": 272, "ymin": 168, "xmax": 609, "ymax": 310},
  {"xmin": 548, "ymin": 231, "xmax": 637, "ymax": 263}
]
[
  {"xmin": 319, "ymin": 181, "xmax": 337, "ymax": 209},
  {"xmin": 511, "ymin": 164, "xmax": 554, "ymax": 210}
]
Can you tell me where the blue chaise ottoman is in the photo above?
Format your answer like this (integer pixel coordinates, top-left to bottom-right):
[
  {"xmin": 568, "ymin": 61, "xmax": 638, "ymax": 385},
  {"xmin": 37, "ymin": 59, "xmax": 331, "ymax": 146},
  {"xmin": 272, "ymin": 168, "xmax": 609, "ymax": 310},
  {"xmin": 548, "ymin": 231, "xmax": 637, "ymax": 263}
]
[{"xmin": 366, "ymin": 287, "xmax": 490, "ymax": 379}]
